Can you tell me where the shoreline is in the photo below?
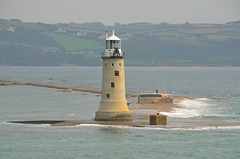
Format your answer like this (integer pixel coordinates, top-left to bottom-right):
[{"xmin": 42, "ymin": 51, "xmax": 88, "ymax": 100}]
[
  {"xmin": 2, "ymin": 78, "xmax": 240, "ymax": 129},
  {"xmin": 8, "ymin": 118, "xmax": 240, "ymax": 130}
]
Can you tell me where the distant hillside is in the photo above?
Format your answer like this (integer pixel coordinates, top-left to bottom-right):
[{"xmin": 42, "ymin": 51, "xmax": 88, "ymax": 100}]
[{"xmin": 0, "ymin": 19, "xmax": 240, "ymax": 66}]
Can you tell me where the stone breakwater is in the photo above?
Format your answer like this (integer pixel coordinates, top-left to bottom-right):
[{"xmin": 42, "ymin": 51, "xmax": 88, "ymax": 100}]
[
  {"xmin": 4, "ymin": 77, "xmax": 236, "ymax": 129},
  {"xmin": 0, "ymin": 78, "xmax": 141, "ymax": 97},
  {"xmin": 8, "ymin": 118, "xmax": 240, "ymax": 129}
]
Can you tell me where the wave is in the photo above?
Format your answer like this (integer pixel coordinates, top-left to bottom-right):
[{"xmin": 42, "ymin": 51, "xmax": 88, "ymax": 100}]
[
  {"xmin": 28, "ymin": 124, "xmax": 51, "ymax": 127},
  {"xmin": 159, "ymin": 98, "xmax": 223, "ymax": 118},
  {"xmin": 169, "ymin": 125, "xmax": 240, "ymax": 130},
  {"xmin": 72, "ymin": 123, "xmax": 240, "ymax": 131},
  {"xmin": 5, "ymin": 121, "xmax": 240, "ymax": 131},
  {"xmin": 70, "ymin": 123, "xmax": 164, "ymax": 130},
  {"xmin": 3, "ymin": 121, "xmax": 51, "ymax": 127},
  {"xmin": 197, "ymin": 98, "xmax": 211, "ymax": 101}
]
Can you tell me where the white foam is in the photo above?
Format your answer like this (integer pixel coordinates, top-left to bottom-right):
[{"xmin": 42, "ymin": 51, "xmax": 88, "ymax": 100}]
[
  {"xmin": 67, "ymin": 123, "xmax": 240, "ymax": 131},
  {"xmin": 159, "ymin": 98, "xmax": 216, "ymax": 118},
  {"xmin": 8, "ymin": 122, "xmax": 240, "ymax": 131},
  {"xmin": 74, "ymin": 124, "xmax": 107, "ymax": 127},
  {"xmin": 197, "ymin": 98, "xmax": 211, "ymax": 101},
  {"xmin": 30, "ymin": 124, "xmax": 51, "ymax": 127},
  {"xmin": 7, "ymin": 122, "xmax": 51, "ymax": 127},
  {"xmin": 71, "ymin": 124, "xmax": 168, "ymax": 130},
  {"xmin": 169, "ymin": 125, "xmax": 240, "ymax": 130},
  {"xmin": 75, "ymin": 124, "xmax": 141, "ymax": 129}
]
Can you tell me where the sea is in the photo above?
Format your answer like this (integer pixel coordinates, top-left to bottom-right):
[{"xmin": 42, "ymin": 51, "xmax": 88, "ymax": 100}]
[{"xmin": 0, "ymin": 66, "xmax": 240, "ymax": 159}]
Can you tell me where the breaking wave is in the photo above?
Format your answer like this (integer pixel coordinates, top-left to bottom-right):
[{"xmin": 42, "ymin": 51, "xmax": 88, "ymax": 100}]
[
  {"xmin": 160, "ymin": 98, "xmax": 224, "ymax": 118},
  {"xmin": 73, "ymin": 123, "xmax": 240, "ymax": 131},
  {"xmin": 168, "ymin": 125, "xmax": 240, "ymax": 130}
]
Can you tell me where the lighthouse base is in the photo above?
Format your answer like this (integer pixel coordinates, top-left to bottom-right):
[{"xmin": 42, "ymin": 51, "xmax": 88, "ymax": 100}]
[{"xmin": 94, "ymin": 111, "xmax": 132, "ymax": 121}]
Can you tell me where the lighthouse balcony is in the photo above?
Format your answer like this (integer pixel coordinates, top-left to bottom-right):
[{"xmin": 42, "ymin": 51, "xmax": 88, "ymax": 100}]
[{"xmin": 101, "ymin": 52, "xmax": 125, "ymax": 58}]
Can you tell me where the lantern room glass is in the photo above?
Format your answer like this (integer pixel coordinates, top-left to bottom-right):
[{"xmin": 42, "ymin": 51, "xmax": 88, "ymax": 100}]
[{"xmin": 106, "ymin": 40, "xmax": 121, "ymax": 49}]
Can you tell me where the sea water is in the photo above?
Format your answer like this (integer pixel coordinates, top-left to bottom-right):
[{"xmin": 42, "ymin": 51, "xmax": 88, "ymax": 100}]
[{"xmin": 0, "ymin": 66, "xmax": 240, "ymax": 159}]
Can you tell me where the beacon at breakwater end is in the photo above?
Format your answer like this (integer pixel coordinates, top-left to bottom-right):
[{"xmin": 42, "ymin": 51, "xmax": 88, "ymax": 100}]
[{"xmin": 94, "ymin": 30, "xmax": 132, "ymax": 121}]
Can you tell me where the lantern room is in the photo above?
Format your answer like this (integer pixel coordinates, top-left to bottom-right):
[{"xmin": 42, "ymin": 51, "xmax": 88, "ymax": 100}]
[{"xmin": 103, "ymin": 30, "xmax": 124, "ymax": 58}]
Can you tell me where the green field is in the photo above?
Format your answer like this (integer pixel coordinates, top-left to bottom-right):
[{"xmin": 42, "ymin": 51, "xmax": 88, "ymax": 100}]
[
  {"xmin": 1, "ymin": 19, "xmax": 240, "ymax": 66},
  {"xmin": 41, "ymin": 32, "xmax": 103, "ymax": 51}
]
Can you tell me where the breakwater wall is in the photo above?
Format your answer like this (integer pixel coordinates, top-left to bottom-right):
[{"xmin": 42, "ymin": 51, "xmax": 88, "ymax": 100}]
[{"xmin": 0, "ymin": 78, "xmax": 141, "ymax": 97}]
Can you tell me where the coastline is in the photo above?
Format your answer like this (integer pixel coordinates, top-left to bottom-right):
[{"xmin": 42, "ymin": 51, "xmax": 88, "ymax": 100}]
[
  {"xmin": 8, "ymin": 117, "xmax": 240, "ymax": 130},
  {"xmin": 2, "ymin": 78, "xmax": 240, "ymax": 129}
]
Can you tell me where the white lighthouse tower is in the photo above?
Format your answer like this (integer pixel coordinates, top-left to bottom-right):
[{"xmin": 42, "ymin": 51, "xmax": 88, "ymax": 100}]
[{"xmin": 94, "ymin": 30, "xmax": 132, "ymax": 121}]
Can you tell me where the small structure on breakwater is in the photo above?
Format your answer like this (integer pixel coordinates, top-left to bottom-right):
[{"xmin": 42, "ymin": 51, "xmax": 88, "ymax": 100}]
[
  {"xmin": 150, "ymin": 113, "xmax": 167, "ymax": 125},
  {"xmin": 138, "ymin": 89, "xmax": 173, "ymax": 104}
]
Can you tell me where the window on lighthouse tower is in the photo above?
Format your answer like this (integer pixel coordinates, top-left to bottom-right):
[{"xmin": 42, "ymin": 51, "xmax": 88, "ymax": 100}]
[
  {"xmin": 111, "ymin": 82, "xmax": 115, "ymax": 88},
  {"xmin": 115, "ymin": 70, "xmax": 119, "ymax": 76}
]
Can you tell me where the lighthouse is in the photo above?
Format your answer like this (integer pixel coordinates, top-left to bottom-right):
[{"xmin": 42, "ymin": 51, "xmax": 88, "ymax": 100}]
[{"xmin": 94, "ymin": 30, "xmax": 132, "ymax": 121}]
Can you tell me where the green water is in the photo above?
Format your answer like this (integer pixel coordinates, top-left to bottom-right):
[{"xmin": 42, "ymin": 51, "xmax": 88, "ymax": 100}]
[
  {"xmin": 0, "ymin": 67, "xmax": 240, "ymax": 158},
  {"xmin": 1, "ymin": 123, "xmax": 240, "ymax": 159}
]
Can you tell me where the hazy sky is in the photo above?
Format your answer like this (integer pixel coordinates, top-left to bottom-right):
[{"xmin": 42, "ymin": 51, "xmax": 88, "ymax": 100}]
[{"xmin": 0, "ymin": 0, "xmax": 240, "ymax": 25}]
